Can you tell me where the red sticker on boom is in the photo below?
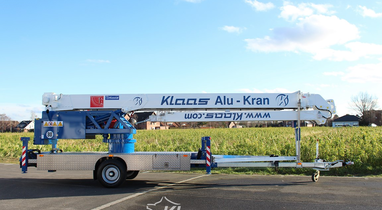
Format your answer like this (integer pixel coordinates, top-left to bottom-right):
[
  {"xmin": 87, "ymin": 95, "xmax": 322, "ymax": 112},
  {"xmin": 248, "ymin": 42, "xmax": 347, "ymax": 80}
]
[{"xmin": 90, "ymin": 96, "xmax": 104, "ymax": 107}]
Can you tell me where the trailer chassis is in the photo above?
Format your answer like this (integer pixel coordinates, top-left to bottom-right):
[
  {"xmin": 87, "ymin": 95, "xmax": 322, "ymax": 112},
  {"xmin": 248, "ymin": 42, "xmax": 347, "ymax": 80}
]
[{"xmin": 20, "ymin": 135, "xmax": 353, "ymax": 187}]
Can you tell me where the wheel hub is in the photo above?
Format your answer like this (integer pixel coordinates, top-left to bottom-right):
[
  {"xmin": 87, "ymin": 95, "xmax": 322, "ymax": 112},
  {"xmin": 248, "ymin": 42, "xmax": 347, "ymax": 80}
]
[{"xmin": 103, "ymin": 166, "xmax": 120, "ymax": 184}]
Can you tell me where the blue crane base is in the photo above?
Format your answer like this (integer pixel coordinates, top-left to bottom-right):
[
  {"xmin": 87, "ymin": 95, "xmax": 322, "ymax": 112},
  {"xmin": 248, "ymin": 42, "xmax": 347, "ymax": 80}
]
[
  {"xmin": 104, "ymin": 134, "xmax": 137, "ymax": 153},
  {"xmin": 33, "ymin": 110, "xmax": 137, "ymax": 154}
]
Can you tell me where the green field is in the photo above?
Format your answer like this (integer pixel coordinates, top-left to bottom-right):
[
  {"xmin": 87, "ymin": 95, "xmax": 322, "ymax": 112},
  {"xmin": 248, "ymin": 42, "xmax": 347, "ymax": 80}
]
[{"xmin": 1, "ymin": 127, "xmax": 381, "ymax": 176}]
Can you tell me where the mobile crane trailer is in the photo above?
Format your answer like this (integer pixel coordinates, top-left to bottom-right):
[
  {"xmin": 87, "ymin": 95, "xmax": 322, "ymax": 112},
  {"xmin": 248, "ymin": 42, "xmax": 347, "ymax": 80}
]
[{"xmin": 20, "ymin": 91, "xmax": 353, "ymax": 187}]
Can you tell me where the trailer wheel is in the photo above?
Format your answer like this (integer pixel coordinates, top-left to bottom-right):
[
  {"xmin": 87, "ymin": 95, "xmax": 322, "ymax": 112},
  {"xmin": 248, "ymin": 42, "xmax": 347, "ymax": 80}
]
[
  {"xmin": 312, "ymin": 171, "xmax": 320, "ymax": 182},
  {"xmin": 126, "ymin": 171, "xmax": 139, "ymax": 179},
  {"xmin": 97, "ymin": 159, "xmax": 127, "ymax": 188}
]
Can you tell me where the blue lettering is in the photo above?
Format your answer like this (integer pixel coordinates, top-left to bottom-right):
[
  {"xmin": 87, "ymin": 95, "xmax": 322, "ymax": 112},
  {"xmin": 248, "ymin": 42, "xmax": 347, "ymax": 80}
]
[
  {"xmin": 162, "ymin": 96, "xmax": 210, "ymax": 106},
  {"xmin": 184, "ymin": 112, "xmax": 266, "ymax": 121},
  {"xmin": 234, "ymin": 113, "xmax": 243, "ymax": 121},
  {"xmin": 170, "ymin": 96, "xmax": 174, "ymax": 105},
  {"xmin": 245, "ymin": 112, "xmax": 271, "ymax": 119},
  {"xmin": 263, "ymin": 98, "xmax": 269, "ymax": 105},
  {"xmin": 175, "ymin": 98, "xmax": 185, "ymax": 105},
  {"xmin": 224, "ymin": 113, "xmax": 232, "ymax": 118},
  {"xmin": 227, "ymin": 97, "xmax": 233, "ymax": 105},
  {"xmin": 244, "ymin": 96, "xmax": 270, "ymax": 106},
  {"xmin": 184, "ymin": 113, "xmax": 202, "ymax": 119},
  {"xmin": 161, "ymin": 96, "xmax": 171, "ymax": 105},
  {"xmin": 244, "ymin": 96, "xmax": 251, "ymax": 105},
  {"xmin": 187, "ymin": 98, "xmax": 197, "ymax": 105},
  {"xmin": 206, "ymin": 113, "xmax": 214, "ymax": 119},
  {"xmin": 214, "ymin": 96, "xmax": 233, "ymax": 105},
  {"xmin": 215, "ymin": 96, "xmax": 223, "ymax": 105},
  {"xmin": 199, "ymin": 98, "xmax": 210, "ymax": 105}
]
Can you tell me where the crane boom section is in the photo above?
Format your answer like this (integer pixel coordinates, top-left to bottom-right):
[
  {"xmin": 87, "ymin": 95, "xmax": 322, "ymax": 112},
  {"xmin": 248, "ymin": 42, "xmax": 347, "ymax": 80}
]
[
  {"xmin": 150, "ymin": 110, "xmax": 328, "ymax": 124},
  {"xmin": 42, "ymin": 92, "xmax": 335, "ymax": 114}
]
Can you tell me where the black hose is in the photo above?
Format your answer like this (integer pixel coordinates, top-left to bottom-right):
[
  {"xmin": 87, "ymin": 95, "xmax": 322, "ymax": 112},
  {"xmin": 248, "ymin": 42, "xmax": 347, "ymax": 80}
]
[{"xmin": 315, "ymin": 106, "xmax": 333, "ymax": 119}]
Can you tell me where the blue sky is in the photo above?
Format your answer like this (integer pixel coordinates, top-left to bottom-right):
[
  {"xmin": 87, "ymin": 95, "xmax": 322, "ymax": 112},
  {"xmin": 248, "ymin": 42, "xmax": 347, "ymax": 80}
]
[{"xmin": 1, "ymin": 0, "xmax": 381, "ymax": 121}]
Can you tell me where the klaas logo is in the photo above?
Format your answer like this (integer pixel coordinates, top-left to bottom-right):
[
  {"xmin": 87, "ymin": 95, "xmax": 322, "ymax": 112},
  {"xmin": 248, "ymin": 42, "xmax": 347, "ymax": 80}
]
[
  {"xmin": 90, "ymin": 96, "xmax": 104, "ymax": 108},
  {"xmin": 146, "ymin": 196, "xmax": 181, "ymax": 210}
]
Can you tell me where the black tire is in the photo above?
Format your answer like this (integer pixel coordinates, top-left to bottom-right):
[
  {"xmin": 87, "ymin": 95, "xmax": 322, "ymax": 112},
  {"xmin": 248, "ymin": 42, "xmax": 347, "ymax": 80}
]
[
  {"xmin": 126, "ymin": 171, "xmax": 139, "ymax": 179},
  {"xmin": 97, "ymin": 159, "xmax": 127, "ymax": 188},
  {"xmin": 312, "ymin": 172, "xmax": 319, "ymax": 182}
]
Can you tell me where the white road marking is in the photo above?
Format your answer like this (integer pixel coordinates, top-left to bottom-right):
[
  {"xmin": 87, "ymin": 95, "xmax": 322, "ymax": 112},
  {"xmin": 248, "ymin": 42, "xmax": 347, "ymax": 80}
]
[{"xmin": 91, "ymin": 174, "xmax": 208, "ymax": 210}]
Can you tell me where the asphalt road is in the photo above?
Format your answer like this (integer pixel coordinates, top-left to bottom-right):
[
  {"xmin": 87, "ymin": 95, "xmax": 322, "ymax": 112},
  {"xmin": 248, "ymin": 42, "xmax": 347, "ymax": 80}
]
[{"xmin": 1, "ymin": 163, "xmax": 381, "ymax": 210}]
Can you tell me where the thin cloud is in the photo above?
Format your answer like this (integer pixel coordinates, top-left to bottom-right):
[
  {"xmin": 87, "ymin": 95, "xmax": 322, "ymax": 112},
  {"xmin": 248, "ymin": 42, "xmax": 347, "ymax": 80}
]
[
  {"xmin": 358, "ymin": 5, "xmax": 382, "ymax": 18},
  {"xmin": 245, "ymin": 2, "xmax": 382, "ymax": 61},
  {"xmin": 245, "ymin": 15, "xmax": 359, "ymax": 54},
  {"xmin": 342, "ymin": 61, "xmax": 382, "ymax": 83},
  {"xmin": 245, "ymin": 0, "xmax": 274, "ymax": 11},
  {"xmin": 221, "ymin": 26, "xmax": 246, "ymax": 34},
  {"xmin": 314, "ymin": 42, "xmax": 382, "ymax": 61},
  {"xmin": 279, "ymin": 1, "xmax": 334, "ymax": 21}
]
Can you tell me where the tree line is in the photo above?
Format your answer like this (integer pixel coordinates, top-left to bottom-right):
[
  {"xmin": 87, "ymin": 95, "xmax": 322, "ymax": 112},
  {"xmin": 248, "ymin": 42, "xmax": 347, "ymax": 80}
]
[{"xmin": 0, "ymin": 114, "xmax": 19, "ymax": 132}]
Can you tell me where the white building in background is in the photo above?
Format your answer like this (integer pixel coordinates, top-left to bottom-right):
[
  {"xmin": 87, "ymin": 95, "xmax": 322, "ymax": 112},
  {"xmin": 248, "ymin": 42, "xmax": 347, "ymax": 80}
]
[
  {"xmin": 332, "ymin": 115, "xmax": 360, "ymax": 127},
  {"xmin": 17, "ymin": 120, "xmax": 34, "ymax": 132}
]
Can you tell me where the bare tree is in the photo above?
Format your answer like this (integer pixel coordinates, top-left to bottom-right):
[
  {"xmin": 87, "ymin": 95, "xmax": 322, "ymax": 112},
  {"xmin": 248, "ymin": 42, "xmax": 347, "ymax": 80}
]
[
  {"xmin": 350, "ymin": 92, "xmax": 378, "ymax": 125},
  {"xmin": 0, "ymin": 114, "xmax": 11, "ymax": 132},
  {"xmin": 30, "ymin": 111, "xmax": 38, "ymax": 121}
]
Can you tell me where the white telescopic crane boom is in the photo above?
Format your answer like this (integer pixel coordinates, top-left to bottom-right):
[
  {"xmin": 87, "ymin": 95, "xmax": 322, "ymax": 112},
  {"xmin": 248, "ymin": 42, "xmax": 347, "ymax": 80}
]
[{"xmin": 42, "ymin": 91, "xmax": 336, "ymax": 125}]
